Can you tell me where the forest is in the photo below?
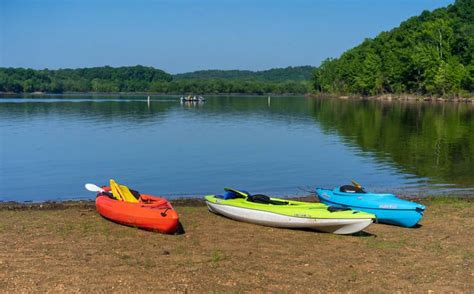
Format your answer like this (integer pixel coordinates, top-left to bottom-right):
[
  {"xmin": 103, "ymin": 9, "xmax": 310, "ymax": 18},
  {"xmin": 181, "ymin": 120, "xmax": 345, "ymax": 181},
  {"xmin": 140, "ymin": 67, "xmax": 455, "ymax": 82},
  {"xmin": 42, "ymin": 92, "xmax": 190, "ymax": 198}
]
[
  {"xmin": 0, "ymin": 65, "xmax": 313, "ymax": 95},
  {"xmin": 174, "ymin": 66, "xmax": 314, "ymax": 81},
  {"xmin": 313, "ymin": 0, "xmax": 473, "ymax": 97}
]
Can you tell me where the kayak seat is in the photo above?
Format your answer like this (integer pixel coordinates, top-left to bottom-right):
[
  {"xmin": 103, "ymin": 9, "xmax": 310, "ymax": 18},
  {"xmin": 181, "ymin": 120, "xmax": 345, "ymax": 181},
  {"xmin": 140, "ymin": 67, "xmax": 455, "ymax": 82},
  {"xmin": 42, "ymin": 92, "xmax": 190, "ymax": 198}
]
[
  {"xmin": 224, "ymin": 191, "xmax": 238, "ymax": 199},
  {"xmin": 101, "ymin": 191, "xmax": 115, "ymax": 199},
  {"xmin": 247, "ymin": 194, "xmax": 289, "ymax": 205},
  {"xmin": 327, "ymin": 206, "xmax": 352, "ymax": 213},
  {"xmin": 130, "ymin": 189, "xmax": 141, "ymax": 200},
  {"xmin": 339, "ymin": 185, "xmax": 365, "ymax": 193},
  {"xmin": 224, "ymin": 188, "xmax": 250, "ymax": 198},
  {"xmin": 221, "ymin": 189, "xmax": 249, "ymax": 199}
]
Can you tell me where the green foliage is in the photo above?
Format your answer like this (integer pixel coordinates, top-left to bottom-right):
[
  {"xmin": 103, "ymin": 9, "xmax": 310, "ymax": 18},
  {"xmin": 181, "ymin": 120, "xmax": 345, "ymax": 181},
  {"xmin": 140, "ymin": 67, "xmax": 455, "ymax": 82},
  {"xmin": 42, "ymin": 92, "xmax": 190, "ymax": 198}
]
[
  {"xmin": 211, "ymin": 249, "xmax": 225, "ymax": 263},
  {"xmin": 0, "ymin": 65, "xmax": 172, "ymax": 94},
  {"xmin": 433, "ymin": 58, "xmax": 466, "ymax": 95},
  {"xmin": 313, "ymin": 0, "xmax": 473, "ymax": 97},
  {"xmin": 174, "ymin": 66, "xmax": 315, "ymax": 82},
  {"xmin": 0, "ymin": 65, "xmax": 313, "ymax": 94}
]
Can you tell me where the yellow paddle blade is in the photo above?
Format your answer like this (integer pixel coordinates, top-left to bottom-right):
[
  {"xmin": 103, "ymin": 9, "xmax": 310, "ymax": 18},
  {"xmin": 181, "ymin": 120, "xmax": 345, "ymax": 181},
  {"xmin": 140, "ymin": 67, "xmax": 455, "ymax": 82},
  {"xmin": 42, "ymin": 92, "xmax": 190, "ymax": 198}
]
[
  {"xmin": 119, "ymin": 185, "xmax": 139, "ymax": 203},
  {"xmin": 110, "ymin": 179, "xmax": 124, "ymax": 201},
  {"xmin": 109, "ymin": 179, "xmax": 139, "ymax": 203},
  {"xmin": 351, "ymin": 179, "xmax": 362, "ymax": 189}
]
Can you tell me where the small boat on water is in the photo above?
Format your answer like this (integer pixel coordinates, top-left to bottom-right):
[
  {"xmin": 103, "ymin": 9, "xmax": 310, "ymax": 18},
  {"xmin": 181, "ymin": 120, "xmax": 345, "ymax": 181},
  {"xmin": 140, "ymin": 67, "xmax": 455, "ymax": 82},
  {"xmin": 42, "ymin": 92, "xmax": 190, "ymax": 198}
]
[
  {"xmin": 180, "ymin": 95, "xmax": 206, "ymax": 102},
  {"xmin": 205, "ymin": 188, "xmax": 375, "ymax": 234},
  {"xmin": 86, "ymin": 180, "xmax": 179, "ymax": 234},
  {"xmin": 316, "ymin": 181, "xmax": 425, "ymax": 228}
]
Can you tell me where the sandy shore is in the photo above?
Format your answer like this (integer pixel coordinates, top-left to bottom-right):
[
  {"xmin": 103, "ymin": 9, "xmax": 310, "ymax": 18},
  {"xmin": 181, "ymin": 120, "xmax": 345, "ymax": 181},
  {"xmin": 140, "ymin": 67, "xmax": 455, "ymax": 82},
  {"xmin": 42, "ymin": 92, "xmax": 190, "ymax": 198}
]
[{"xmin": 0, "ymin": 197, "xmax": 472, "ymax": 292}]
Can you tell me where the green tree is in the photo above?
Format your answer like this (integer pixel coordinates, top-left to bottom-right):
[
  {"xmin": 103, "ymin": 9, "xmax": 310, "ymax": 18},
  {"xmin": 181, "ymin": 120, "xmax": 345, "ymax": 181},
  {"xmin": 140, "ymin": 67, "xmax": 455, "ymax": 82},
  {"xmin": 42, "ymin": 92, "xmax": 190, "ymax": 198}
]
[{"xmin": 434, "ymin": 58, "xmax": 467, "ymax": 96}]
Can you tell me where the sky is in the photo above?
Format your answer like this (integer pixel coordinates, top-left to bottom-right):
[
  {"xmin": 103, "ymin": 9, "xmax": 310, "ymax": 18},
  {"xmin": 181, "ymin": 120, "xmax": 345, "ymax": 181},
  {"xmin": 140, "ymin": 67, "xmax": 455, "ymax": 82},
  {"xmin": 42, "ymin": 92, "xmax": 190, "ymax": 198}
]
[{"xmin": 0, "ymin": 0, "xmax": 454, "ymax": 73}]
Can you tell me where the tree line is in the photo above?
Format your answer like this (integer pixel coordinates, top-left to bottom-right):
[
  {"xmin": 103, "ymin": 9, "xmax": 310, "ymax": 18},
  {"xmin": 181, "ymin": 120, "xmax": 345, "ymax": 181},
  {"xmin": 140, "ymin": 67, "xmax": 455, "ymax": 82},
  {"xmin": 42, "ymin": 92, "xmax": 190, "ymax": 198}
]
[
  {"xmin": 174, "ymin": 66, "xmax": 315, "ymax": 82},
  {"xmin": 0, "ymin": 65, "xmax": 312, "ymax": 94},
  {"xmin": 313, "ymin": 0, "xmax": 473, "ymax": 97}
]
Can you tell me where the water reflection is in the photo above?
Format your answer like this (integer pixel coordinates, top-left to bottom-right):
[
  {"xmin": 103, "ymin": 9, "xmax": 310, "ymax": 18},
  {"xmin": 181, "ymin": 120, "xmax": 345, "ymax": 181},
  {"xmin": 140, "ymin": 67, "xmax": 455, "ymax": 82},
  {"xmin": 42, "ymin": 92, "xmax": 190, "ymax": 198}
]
[{"xmin": 309, "ymin": 98, "xmax": 474, "ymax": 187}]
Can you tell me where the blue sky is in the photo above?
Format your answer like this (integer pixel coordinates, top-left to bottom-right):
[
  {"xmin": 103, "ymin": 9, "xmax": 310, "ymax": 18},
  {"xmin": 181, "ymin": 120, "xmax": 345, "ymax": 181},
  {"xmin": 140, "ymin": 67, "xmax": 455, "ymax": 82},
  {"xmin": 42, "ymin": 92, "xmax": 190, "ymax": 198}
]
[{"xmin": 1, "ymin": 0, "xmax": 454, "ymax": 73}]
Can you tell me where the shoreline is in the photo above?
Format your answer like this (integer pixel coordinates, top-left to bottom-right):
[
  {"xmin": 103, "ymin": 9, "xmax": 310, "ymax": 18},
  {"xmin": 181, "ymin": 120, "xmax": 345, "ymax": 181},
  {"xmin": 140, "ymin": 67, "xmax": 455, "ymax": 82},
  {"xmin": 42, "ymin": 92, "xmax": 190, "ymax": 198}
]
[
  {"xmin": 1, "ymin": 194, "xmax": 472, "ymax": 210},
  {"xmin": 308, "ymin": 93, "xmax": 474, "ymax": 103},
  {"xmin": 4, "ymin": 188, "xmax": 474, "ymax": 204},
  {"xmin": 0, "ymin": 196, "xmax": 317, "ymax": 211},
  {"xmin": 2, "ymin": 92, "xmax": 474, "ymax": 102}
]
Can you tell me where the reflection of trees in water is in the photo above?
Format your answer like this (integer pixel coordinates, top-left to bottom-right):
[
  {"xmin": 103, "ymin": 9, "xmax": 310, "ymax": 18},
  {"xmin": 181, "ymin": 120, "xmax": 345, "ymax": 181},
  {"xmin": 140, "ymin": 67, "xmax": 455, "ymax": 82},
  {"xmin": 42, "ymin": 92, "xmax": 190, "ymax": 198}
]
[{"xmin": 309, "ymin": 98, "xmax": 474, "ymax": 186}]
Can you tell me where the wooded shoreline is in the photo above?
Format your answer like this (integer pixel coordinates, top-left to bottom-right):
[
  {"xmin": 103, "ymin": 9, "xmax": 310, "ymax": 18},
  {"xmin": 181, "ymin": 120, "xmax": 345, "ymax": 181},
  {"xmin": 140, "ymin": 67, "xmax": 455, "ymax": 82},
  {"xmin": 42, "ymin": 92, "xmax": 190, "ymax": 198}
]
[{"xmin": 308, "ymin": 93, "xmax": 474, "ymax": 103}]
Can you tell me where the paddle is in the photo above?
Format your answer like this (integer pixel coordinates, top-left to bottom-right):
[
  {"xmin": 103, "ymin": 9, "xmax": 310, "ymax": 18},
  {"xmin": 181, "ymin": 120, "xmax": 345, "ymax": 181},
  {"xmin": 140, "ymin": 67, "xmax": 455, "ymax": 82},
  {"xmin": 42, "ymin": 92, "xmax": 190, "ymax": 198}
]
[
  {"xmin": 223, "ymin": 188, "xmax": 288, "ymax": 205},
  {"xmin": 351, "ymin": 179, "xmax": 363, "ymax": 190},
  {"xmin": 84, "ymin": 183, "xmax": 105, "ymax": 193}
]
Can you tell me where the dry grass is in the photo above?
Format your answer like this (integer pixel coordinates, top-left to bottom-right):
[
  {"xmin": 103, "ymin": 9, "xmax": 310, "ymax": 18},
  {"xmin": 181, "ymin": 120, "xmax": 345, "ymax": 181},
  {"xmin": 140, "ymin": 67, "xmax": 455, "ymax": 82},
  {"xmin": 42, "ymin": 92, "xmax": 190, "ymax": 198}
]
[{"xmin": 0, "ymin": 198, "xmax": 472, "ymax": 292}]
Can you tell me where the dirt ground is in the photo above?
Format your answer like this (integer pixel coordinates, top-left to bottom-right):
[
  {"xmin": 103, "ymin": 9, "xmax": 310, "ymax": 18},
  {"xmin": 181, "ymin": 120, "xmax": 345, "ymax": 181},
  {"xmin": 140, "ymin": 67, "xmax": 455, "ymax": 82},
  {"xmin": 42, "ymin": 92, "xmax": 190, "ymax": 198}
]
[{"xmin": 0, "ymin": 197, "xmax": 472, "ymax": 293}]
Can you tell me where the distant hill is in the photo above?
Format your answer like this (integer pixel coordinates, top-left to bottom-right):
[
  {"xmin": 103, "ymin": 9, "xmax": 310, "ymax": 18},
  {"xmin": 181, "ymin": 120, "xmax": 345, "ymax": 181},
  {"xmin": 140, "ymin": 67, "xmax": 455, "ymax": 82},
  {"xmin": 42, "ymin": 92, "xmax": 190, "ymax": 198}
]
[
  {"xmin": 174, "ymin": 66, "xmax": 315, "ymax": 82},
  {"xmin": 313, "ymin": 0, "xmax": 473, "ymax": 97}
]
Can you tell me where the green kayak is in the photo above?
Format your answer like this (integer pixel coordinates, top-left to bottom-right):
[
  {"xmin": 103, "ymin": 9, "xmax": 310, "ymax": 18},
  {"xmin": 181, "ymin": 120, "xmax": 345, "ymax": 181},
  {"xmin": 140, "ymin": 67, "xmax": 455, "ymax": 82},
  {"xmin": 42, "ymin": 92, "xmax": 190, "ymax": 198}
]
[{"xmin": 205, "ymin": 188, "xmax": 375, "ymax": 235}]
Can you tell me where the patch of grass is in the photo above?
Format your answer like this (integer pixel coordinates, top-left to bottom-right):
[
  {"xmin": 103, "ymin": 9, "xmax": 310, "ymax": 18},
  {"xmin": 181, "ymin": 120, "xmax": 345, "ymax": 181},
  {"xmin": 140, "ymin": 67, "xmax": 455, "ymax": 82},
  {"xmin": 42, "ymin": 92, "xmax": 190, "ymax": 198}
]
[
  {"xmin": 100, "ymin": 223, "xmax": 111, "ymax": 238},
  {"xmin": 117, "ymin": 253, "xmax": 137, "ymax": 267},
  {"xmin": 425, "ymin": 242, "xmax": 444, "ymax": 253},
  {"xmin": 464, "ymin": 251, "xmax": 474, "ymax": 260},
  {"xmin": 81, "ymin": 221, "xmax": 95, "ymax": 234},
  {"xmin": 349, "ymin": 270, "xmax": 357, "ymax": 282},
  {"xmin": 118, "ymin": 254, "xmax": 156, "ymax": 268},
  {"xmin": 56, "ymin": 223, "xmax": 75, "ymax": 238},
  {"xmin": 211, "ymin": 249, "xmax": 225, "ymax": 263},
  {"xmin": 142, "ymin": 258, "xmax": 156, "ymax": 269},
  {"xmin": 365, "ymin": 238, "xmax": 405, "ymax": 249},
  {"xmin": 464, "ymin": 210, "xmax": 474, "ymax": 218},
  {"xmin": 427, "ymin": 197, "xmax": 472, "ymax": 208},
  {"xmin": 174, "ymin": 244, "xmax": 186, "ymax": 255},
  {"xmin": 185, "ymin": 219, "xmax": 198, "ymax": 230}
]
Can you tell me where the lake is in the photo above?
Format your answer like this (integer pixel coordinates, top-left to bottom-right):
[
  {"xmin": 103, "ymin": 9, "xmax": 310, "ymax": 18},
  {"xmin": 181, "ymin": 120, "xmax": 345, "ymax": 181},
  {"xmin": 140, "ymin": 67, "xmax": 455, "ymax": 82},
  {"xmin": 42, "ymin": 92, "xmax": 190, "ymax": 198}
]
[{"xmin": 1, "ymin": 95, "xmax": 473, "ymax": 202}]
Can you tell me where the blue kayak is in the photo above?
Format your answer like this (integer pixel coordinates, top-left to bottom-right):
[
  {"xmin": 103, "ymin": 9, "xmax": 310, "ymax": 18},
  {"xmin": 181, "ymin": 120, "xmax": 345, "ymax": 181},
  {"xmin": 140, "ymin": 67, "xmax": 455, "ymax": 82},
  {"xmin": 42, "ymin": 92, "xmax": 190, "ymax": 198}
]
[{"xmin": 316, "ymin": 186, "xmax": 425, "ymax": 227}]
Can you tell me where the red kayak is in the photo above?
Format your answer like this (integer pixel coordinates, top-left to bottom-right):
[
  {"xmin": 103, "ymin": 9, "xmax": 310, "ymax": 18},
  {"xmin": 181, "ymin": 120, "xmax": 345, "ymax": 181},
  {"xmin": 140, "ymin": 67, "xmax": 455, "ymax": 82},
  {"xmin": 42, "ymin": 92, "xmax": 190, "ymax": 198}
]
[{"xmin": 96, "ymin": 186, "xmax": 179, "ymax": 234}]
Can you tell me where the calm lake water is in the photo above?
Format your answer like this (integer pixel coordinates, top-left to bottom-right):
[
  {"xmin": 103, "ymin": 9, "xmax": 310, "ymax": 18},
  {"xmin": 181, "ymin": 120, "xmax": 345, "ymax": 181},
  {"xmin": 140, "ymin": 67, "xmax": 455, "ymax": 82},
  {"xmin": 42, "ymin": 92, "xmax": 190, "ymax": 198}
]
[{"xmin": 1, "ymin": 95, "xmax": 473, "ymax": 202}]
